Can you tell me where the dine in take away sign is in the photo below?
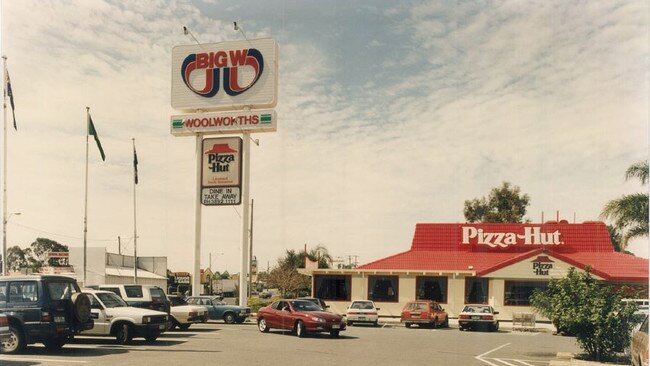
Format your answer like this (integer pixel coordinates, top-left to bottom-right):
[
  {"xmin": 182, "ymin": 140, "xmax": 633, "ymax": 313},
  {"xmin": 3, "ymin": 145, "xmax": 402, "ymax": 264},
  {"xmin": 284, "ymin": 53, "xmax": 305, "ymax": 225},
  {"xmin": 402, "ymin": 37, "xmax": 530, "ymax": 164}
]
[{"xmin": 201, "ymin": 137, "xmax": 242, "ymax": 205}]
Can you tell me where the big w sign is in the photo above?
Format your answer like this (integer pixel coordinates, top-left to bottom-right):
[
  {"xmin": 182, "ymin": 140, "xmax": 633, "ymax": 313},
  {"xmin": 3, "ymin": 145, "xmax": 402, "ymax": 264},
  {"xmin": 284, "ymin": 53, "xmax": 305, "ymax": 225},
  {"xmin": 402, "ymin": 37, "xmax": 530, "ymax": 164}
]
[{"xmin": 172, "ymin": 38, "xmax": 278, "ymax": 111}]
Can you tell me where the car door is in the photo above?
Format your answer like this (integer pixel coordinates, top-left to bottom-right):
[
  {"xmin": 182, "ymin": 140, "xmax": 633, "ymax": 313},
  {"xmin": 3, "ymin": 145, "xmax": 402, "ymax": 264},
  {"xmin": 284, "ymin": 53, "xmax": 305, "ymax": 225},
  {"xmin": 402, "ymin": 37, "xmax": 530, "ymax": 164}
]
[
  {"xmin": 432, "ymin": 303, "xmax": 445, "ymax": 324},
  {"xmin": 278, "ymin": 301, "xmax": 295, "ymax": 330},
  {"xmin": 264, "ymin": 301, "xmax": 284, "ymax": 328},
  {"xmin": 87, "ymin": 294, "xmax": 109, "ymax": 335}
]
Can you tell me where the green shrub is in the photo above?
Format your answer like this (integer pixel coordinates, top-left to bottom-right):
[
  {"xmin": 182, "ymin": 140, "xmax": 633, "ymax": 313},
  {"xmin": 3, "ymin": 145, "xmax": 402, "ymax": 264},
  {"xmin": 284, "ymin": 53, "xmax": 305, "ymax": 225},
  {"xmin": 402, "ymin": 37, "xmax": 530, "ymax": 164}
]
[{"xmin": 530, "ymin": 267, "xmax": 639, "ymax": 361}]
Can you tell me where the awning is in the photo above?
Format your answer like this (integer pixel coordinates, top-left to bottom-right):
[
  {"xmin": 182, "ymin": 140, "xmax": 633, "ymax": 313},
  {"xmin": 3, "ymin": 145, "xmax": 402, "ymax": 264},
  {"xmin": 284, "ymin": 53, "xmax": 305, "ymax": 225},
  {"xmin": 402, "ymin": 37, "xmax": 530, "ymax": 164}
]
[{"xmin": 105, "ymin": 266, "xmax": 167, "ymax": 280}]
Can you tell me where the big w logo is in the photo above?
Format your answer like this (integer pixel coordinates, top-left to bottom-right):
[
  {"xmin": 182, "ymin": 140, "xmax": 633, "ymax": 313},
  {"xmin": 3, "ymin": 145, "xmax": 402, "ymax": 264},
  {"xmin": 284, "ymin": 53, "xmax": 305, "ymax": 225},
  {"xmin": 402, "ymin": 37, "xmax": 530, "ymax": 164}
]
[{"xmin": 181, "ymin": 48, "xmax": 264, "ymax": 98}]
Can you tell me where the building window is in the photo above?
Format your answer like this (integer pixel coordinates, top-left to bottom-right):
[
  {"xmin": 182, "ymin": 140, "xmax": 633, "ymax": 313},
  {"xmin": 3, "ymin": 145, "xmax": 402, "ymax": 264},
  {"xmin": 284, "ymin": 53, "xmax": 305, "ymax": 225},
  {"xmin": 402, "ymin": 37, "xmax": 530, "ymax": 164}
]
[
  {"xmin": 465, "ymin": 277, "xmax": 489, "ymax": 304},
  {"xmin": 504, "ymin": 281, "xmax": 548, "ymax": 306},
  {"xmin": 314, "ymin": 275, "xmax": 351, "ymax": 301},
  {"xmin": 368, "ymin": 275, "xmax": 399, "ymax": 302},
  {"xmin": 416, "ymin": 276, "xmax": 448, "ymax": 303}
]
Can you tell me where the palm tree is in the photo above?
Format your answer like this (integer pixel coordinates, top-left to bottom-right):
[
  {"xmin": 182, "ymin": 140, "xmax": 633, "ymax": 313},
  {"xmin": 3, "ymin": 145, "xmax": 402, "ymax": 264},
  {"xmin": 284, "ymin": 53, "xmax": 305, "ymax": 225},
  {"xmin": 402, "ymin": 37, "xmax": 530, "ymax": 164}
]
[{"xmin": 600, "ymin": 161, "xmax": 649, "ymax": 250}]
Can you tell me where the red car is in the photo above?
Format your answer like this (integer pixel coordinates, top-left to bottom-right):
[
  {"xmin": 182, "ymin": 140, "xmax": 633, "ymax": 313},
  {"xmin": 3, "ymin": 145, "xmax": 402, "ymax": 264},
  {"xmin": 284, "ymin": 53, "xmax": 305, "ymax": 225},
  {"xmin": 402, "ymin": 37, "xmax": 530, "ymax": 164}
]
[
  {"xmin": 257, "ymin": 299, "xmax": 346, "ymax": 338},
  {"xmin": 401, "ymin": 300, "xmax": 449, "ymax": 328}
]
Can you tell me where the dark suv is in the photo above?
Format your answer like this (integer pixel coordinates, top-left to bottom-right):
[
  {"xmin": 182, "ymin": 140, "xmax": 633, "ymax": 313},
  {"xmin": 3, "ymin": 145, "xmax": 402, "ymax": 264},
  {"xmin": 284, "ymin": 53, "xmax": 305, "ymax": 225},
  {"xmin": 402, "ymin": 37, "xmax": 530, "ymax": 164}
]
[{"xmin": 0, "ymin": 275, "xmax": 93, "ymax": 353}]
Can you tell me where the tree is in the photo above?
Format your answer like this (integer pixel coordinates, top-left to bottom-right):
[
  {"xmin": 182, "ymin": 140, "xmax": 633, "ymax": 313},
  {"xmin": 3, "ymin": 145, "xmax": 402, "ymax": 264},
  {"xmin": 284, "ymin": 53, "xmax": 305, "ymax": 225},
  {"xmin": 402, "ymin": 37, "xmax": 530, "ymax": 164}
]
[
  {"xmin": 266, "ymin": 261, "xmax": 310, "ymax": 298},
  {"xmin": 279, "ymin": 245, "xmax": 333, "ymax": 269},
  {"xmin": 30, "ymin": 238, "xmax": 69, "ymax": 267},
  {"xmin": 6, "ymin": 246, "xmax": 28, "ymax": 272},
  {"xmin": 306, "ymin": 244, "xmax": 332, "ymax": 269},
  {"xmin": 464, "ymin": 182, "xmax": 530, "ymax": 223},
  {"xmin": 600, "ymin": 161, "xmax": 649, "ymax": 249},
  {"xmin": 530, "ymin": 267, "xmax": 639, "ymax": 361}
]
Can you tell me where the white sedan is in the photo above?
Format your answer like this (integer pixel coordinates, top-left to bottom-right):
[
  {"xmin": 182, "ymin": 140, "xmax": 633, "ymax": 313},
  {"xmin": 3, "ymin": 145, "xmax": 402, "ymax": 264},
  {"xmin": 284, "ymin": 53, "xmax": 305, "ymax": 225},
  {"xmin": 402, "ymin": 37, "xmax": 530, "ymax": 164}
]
[
  {"xmin": 168, "ymin": 295, "xmax": 208, "ymax": 330},
  {"xmin": 345, "ymin": 300, "xmax": 380, "ymax": 326}
]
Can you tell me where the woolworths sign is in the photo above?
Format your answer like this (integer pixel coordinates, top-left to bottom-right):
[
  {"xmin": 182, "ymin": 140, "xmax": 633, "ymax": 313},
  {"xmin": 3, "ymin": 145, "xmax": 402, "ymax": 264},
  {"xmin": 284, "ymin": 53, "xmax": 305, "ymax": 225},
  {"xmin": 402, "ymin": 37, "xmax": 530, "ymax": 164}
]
[{"xmin": 171, "ymin": 110, "xmax": 276, "ymax": 136}]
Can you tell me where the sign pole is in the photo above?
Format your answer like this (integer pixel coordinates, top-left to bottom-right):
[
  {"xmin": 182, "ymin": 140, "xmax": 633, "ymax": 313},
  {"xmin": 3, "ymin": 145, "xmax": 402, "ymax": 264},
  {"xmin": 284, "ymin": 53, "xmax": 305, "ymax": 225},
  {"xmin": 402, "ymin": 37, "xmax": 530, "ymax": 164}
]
[
  {"xmin": 2, "ymin": 56, "xmax": 7, "ymax": 276},
  {"xmin": 193, "ymin": 133, "xmax": 203, "ymax": 296},
  {"xmin": 238, "ymin": 133, "xmax": 250, "ymax": 306}
]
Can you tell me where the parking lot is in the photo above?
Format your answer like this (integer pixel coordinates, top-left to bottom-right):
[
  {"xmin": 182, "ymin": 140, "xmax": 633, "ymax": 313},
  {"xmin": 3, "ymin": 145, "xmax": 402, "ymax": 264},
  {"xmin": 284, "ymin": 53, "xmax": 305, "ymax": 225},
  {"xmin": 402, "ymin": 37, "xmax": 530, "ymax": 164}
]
[{"xmin": 1, "ymin": 320, "xmax": 582, "ymax": 366}]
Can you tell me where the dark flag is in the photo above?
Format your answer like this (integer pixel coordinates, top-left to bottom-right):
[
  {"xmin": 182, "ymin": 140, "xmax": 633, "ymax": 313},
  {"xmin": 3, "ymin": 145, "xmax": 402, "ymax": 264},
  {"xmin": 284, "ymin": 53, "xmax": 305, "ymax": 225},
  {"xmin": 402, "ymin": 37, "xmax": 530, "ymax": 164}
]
[
  {"xmin": 133, "ymin": 144, "xmax": 138, "ymax": 184},
  {"xmin": 6, "ymin": 70, "xmax": 17, "ymax": 130},
  {"xmin": 88, "ymin": 115, "xmax": 106, "ymax": 161}
]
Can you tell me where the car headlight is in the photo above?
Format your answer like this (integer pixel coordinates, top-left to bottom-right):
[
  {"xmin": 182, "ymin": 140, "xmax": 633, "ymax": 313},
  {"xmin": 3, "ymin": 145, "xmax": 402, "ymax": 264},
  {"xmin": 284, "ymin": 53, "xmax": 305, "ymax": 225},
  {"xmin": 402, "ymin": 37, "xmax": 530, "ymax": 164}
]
[
  {"xmin": 309, "ymin": 316, "xmax": 325, "ymax": 323},
  {"xmin": 142, "ymin": 316, "xmax": 151, "ymax": 324}
]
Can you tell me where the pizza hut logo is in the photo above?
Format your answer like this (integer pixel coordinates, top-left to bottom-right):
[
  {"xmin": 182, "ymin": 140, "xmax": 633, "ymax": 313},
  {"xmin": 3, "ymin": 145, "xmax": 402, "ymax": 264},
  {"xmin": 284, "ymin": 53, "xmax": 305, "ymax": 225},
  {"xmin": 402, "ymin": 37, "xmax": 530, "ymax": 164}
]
[
  {"xmin": 205, "ymin": 144, "xmax": 237, "ymax": 173},
  {"xmin": 531, "ymin": 255, "xmax": 554, "ymax": 276},
  {"xmin": 461, "ymin": 227, "xmax": 563, "ymax": 248}
]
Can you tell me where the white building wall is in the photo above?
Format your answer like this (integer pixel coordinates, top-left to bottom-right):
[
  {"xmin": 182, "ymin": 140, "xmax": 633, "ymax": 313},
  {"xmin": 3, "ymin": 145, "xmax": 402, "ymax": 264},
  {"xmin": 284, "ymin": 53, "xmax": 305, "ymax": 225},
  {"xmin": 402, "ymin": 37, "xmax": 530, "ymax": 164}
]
[{"xmin": 69, "ymin": 247, "xmax": 107, "ymax": 287}]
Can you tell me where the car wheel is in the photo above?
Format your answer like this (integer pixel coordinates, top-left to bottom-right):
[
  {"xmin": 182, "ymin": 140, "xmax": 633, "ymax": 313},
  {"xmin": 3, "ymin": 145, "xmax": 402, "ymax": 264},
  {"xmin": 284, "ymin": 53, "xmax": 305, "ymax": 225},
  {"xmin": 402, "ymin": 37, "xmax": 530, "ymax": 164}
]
[
  {"xmin": 223, "ymin": 313, "xmax": 236, "ymax": 324},
  {"xmin": 258, "ymin": 317, "xmax": 270, "ymax": 333},
  {"xmin": 347, "ymin": 321, "xmax": 353, "ymax": 326},
  {"xmin": 71, "ymin": 292, "xmax": 92, "ymax": 323},
  {"xmin": 115, "ymin": 323, "xmax": 133, "ymax": 345},
  {"xmin": 179, "ymin": 323, "xmax": 191, "ymax": 331},
  {"xmin": 43, "ymin": 337, "xmax": 66, "ymax": 351},
  {"xmin": 144, "ymin": 331, "xmax": 160, "ymax": 342},
  {"xmin": 295, "ymin": 320, "xmax": 306, "ymax": 338},
  {"xmin": 373, "ymin": 321, "xmax": 379, "ymax": 327},
  {"xmin": 442, "ymin": 317, "xmax": 449, "ymax": 328},
  {"xmin": 431, "ymin": 317, "xmax": 438, "ymax": 329},
  {"xmin": 405, "ymin": 322, "xmax": 411, "ymax": 328},
  {"xmin": 330, "ymin": 330, "xmax": 339, "ymax": 338},
  {"xmin": 2, "ymin": 325, "xmax": 26, "ymax": 354}
]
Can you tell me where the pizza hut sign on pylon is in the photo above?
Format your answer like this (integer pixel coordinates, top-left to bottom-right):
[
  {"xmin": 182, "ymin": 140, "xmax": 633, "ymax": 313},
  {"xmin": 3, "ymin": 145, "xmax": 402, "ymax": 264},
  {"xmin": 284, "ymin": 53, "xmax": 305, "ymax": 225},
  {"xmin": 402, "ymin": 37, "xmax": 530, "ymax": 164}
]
[{"xmin": 201, "ymin": 137, "xmax": 242, "ymax": 205}]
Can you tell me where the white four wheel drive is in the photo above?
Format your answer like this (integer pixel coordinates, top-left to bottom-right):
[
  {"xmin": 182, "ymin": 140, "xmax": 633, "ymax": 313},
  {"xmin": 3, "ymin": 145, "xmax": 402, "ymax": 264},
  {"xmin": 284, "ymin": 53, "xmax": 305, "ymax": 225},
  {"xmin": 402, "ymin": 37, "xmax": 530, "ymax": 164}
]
[{"xmin": 82, "ymin": 290, "xmax": 169, "ymax": 345}]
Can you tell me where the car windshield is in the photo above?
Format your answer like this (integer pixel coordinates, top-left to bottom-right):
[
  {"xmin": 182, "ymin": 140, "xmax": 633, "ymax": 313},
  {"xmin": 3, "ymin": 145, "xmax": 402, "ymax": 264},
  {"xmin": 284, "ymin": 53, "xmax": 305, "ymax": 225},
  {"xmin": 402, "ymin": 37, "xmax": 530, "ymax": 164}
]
[
  {"xmin": 408, "ymin": 303, "xmax": 428, "ymax": 310},
  {"xmin": 351, "ymin": 301, "xmax": 374, "ymax": 310},
  {"xmin": 48, "ymin": 281, "xmax": 79, "ymax": 300},
  {"xmin": 290, "ymin": 300, "xmax": 323, "ymax": 312},
  {"xmin": 170, "ymin": 296, "xmax": 187, "ymax": 306},
  {"xmin": 96, "ymin": 292, "xmax": 128, "ymax": 308},
  {"xmin": 462, "ymin": 305, "xmax": 491, "ymax": 313}
]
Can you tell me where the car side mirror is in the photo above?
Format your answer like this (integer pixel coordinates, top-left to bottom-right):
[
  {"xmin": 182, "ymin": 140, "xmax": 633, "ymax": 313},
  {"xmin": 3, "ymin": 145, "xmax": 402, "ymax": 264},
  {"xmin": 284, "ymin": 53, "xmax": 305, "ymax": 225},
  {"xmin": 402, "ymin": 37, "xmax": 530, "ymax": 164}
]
[
  {"xmin": 376, "ymin": 308, "xmax": 381, "ymax": 311},
  {"xmin": 325, "ymin": 305, "xmax": 330, "ymax": 309},
  {"xmin": 494, "ymin": 311, "xmax": 499, "ymax": 314}
]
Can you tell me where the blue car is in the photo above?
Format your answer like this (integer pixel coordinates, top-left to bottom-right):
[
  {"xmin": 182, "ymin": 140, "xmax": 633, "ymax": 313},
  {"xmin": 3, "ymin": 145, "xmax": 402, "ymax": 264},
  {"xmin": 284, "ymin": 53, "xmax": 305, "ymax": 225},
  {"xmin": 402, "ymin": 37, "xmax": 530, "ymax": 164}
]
[{"xmin": 186, "ymin": 296, "xmax": 251, "ymax": 324}]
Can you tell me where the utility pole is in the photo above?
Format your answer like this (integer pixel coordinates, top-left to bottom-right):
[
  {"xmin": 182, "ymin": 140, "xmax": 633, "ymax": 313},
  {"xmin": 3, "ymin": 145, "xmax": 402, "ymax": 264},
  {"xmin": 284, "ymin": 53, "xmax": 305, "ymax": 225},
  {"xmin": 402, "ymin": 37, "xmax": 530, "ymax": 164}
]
[
  {"xmin": 118, "ymin": 236, "xmax": 121, "ymax": 255},
  {"xmin": 248, "ymin": 199, "xmax": 254, "ymax": 297}
]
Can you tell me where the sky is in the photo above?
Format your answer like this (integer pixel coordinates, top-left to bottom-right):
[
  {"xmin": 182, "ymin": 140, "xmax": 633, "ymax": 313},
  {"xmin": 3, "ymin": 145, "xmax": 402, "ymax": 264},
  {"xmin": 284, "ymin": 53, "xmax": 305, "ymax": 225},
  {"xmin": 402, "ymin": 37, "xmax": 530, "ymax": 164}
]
[{"xmin": 0, "ymin": 0, "xmax": 648, "ymax": 276}]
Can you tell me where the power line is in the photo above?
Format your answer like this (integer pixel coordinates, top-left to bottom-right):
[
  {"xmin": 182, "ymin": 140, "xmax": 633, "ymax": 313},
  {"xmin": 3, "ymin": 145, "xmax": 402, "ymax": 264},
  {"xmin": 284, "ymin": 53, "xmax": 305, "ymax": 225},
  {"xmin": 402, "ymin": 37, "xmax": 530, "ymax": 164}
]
[{"xmin": 10, "ymin": 222, "xmax": 132, "ymax": 243}]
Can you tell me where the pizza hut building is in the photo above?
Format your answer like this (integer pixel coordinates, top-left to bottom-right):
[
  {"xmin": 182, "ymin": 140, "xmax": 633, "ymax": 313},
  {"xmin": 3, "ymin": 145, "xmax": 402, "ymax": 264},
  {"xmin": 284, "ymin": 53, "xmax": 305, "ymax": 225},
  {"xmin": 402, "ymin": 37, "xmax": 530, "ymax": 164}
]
[{"xmin": 309, "ymin": 221, "xmax": 649, "ymax": 320}]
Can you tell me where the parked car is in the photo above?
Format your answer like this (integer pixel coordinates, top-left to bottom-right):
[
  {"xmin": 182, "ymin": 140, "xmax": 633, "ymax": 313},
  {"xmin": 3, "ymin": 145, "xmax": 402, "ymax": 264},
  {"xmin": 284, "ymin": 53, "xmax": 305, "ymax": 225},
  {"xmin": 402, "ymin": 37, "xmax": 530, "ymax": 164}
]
[
  {"xmin": 260, "ymin": 291, "xmax": 272, "ymax": 299},
  {"xmin": 458, "ymin": 304, "xmax": 499, "ymax": 331},
  {"xmin": 297, "ymin": 297, "xmax": 329, "ymax": 310},
  {"xmin": 82, "ymin": 290, "xmax": 168, "ymax": 344},
  {"xmin": 631, "ymin": 315, "xmax": 648, "ymax": 366},
  {"xmin": 98, "ymin": 284, "xmax": 171, "ymax": 315},
  {"xmin": 346, "ymin": 300, "xmax": 380, "ymax": 326},
  {"xmin": 0, "ymin": 275, "xmax": 94, "ymax": 353},
  {"xmin": 257, "ymin": 299, "xmax": 346, "ymax": 338},
  {"xmin": 0, "ymin": 314, "xmax": 10, "ymax": 351},
  {"xmin": 186, "ymin": 295, "xmax": 251, "ymax": 324},
  {"xmin": 401, "ymin": 300, "xmax": 449, "ymax": 328},
  {"xmin": 167, "ymin": 295, "xmax": 208, "ymax": 330}
]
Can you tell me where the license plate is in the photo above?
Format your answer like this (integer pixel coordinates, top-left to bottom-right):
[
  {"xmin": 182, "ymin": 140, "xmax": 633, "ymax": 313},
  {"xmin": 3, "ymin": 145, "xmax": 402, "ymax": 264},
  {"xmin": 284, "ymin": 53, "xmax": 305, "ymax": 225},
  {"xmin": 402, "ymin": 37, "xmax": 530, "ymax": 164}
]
[
  {"xmin": 472, "ymin": 316, "xmax": 480, "ymax": 320},
  {"xmin": 159, "ymin": 324, "xmax": 166, "ymax": 330},
  {"xmin": 54, "ymin": 316, "xmax": 66, "ymax": 323},
  {"xmin": 332, "ymin": 324, "xmax": 340, "ymax": 329}
]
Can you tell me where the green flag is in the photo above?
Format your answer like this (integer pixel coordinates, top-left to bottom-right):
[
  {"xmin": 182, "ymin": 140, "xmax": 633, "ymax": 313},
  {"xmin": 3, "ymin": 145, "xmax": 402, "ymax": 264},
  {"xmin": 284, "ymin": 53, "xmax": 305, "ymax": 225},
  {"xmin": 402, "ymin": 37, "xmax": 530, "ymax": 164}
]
[{"xmin": 88, "ymin": 115, "xmax": 106, "ymax": 161}]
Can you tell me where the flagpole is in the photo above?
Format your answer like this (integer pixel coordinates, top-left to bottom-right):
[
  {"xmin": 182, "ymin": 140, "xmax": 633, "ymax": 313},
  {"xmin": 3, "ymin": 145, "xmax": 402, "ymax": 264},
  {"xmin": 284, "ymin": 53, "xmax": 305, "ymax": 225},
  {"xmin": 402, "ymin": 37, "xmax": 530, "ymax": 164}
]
[
  {"xmin": 2, "ymin": 55, "xmax": 7, "ymax": 276},
  {"xmin": 83, "ymin": 107, "xmax": 90, "ymax": 285},
  {"xmin": 133, "ymin": 138, "xmax": 138, "ymax": 284}
]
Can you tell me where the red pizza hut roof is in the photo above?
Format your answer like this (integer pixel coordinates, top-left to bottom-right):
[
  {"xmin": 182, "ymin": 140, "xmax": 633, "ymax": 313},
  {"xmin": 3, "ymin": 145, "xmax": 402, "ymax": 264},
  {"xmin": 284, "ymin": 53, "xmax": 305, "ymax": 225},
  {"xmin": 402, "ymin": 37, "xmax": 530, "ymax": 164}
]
[{"xmin": 357, "ymin": 221, "xmax": 648, "ymax": 283}]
